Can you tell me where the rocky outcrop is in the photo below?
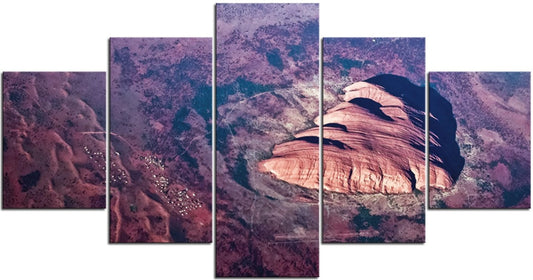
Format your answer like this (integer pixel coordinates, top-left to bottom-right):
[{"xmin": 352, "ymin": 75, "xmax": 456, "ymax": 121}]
[{"xmin": 259, "ymin": 74, "xmax": 462, "ymax": 194}]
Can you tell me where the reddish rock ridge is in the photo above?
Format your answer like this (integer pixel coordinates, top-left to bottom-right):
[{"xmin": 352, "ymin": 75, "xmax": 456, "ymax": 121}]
[{"xmin": 259, "ymin": 76, "xmax": 455, "ymax": 194}]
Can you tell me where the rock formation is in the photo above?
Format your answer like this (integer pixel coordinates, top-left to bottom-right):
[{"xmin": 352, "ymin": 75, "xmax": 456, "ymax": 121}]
[{"xmin": 259, "ymin": 74, "xmax": 463, "ymax": 194}]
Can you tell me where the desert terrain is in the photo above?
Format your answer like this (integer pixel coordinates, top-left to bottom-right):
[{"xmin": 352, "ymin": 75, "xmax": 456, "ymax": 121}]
[
  {"xmin": 3, "ymin": 72, "xmax": 106, "ymax": 209},
  {"xmin": 216, "ymin": 3, "xmax": 319, "ymax": 276},
  {"xmin": 429, "ymin": 72, "xmax": 530, "ymax": 209},
  {"xmin": 322, "ymin": 38, "xmax": 426, "ymax": 243},
  {"xmin": 109, "ymin": 38, "xmax": 212, "ymax": 242}
]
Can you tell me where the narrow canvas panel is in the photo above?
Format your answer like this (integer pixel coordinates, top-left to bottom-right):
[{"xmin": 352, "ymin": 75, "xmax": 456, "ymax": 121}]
[
  {"xmin": 2, "ymin": 72, "xmax": 106, "ymax": 209},
  {"xmin": 216, "ymin": 3, "xmax": 319, "ymax": 277},
  {"xmin": 429, "ymin": 72, "xmax": 531, "ymax": 209},
  {"xmin": 109, "ymin": 38, "xmax": 212, "ymax": 243},
  {"xmin": 322, "ymin": 38, "xmax": 426, "ymax": 243}
]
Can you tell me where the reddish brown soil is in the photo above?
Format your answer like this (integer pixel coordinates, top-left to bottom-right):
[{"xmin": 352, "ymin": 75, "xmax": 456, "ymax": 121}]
[{"xmin": 2, "ymin": 72, "xmax": 106, "ymax": 209}]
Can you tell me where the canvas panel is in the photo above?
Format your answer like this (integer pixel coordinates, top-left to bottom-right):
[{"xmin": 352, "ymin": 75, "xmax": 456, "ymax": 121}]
[
  {"xmin": 322, "ymin": 38, "xmax": 426, "ymax": 243},
  {"xmin": 2, "ymin": 72, "xmax": 106, "ymax": 209},
  {"xmin": 109, "ymin": 38, "xmax": 212, "ymax": 243},
  {"xmin": 428, "ymin": 72, "xmax": 530, "ymax": 209},
  {"xmin": 216, "ymin": 3, "xmax": 320, "ymax": 277}
]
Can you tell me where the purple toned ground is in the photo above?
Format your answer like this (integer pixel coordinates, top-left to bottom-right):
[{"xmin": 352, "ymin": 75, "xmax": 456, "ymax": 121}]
[
  {"xmin": 216, "ymin": 3, "xmax": 319, "ymax": 277},
  {"xmin": 429, "ymin": 72, "xmax": 530, "ymax": 209},
  {"xmin": 2, "ymin": 72, "xmax": 106, "ymax": 208},
  {"xmin": 322, "ymin": 38, "xmax": 426, "ymax": 243},
  {"xmin": 109, "ymin": 38, "xmax": 212, "ymax": 242}
]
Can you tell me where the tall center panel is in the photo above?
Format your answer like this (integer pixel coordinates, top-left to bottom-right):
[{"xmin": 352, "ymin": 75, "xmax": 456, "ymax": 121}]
[{"xmin": 215, "ymin": 3, "xmax": 320, "ymax": 277}]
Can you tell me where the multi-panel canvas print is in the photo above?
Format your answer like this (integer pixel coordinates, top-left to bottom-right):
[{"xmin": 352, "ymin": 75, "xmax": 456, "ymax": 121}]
[{"xmin": 1, "ymin": 4, "xmax": 530, "ymax": 279}]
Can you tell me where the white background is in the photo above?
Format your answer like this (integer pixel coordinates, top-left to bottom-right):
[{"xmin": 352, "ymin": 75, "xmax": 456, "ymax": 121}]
[{"xmin": 1, "ymin": 0, "xmax": 531, "ymax": 279}]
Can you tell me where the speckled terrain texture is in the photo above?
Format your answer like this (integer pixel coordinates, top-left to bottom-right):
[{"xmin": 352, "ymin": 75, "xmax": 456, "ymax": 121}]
[
  {"xmin": 216, "ymin": 4, "xmax": 319, "ymax": 277},
  {"xmin": 110, "ymin": 38, "xmax": 212, "ymax": 243},
  {"xmin": 2, "ymin": 72, "xmax": 106, "ymax": 209},
  {"xmin": 429, "ymin": 72, "xmax": 530, "ymax": 209},
  {"xmin": 322, "ymin": 38, "xmax": 426, "ymax": 243}
]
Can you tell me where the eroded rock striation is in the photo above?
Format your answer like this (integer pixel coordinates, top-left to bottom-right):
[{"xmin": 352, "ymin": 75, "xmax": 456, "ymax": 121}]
[{"xmin": 259, "ymin": 74, "xmax": 463, "ymax": 194}]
